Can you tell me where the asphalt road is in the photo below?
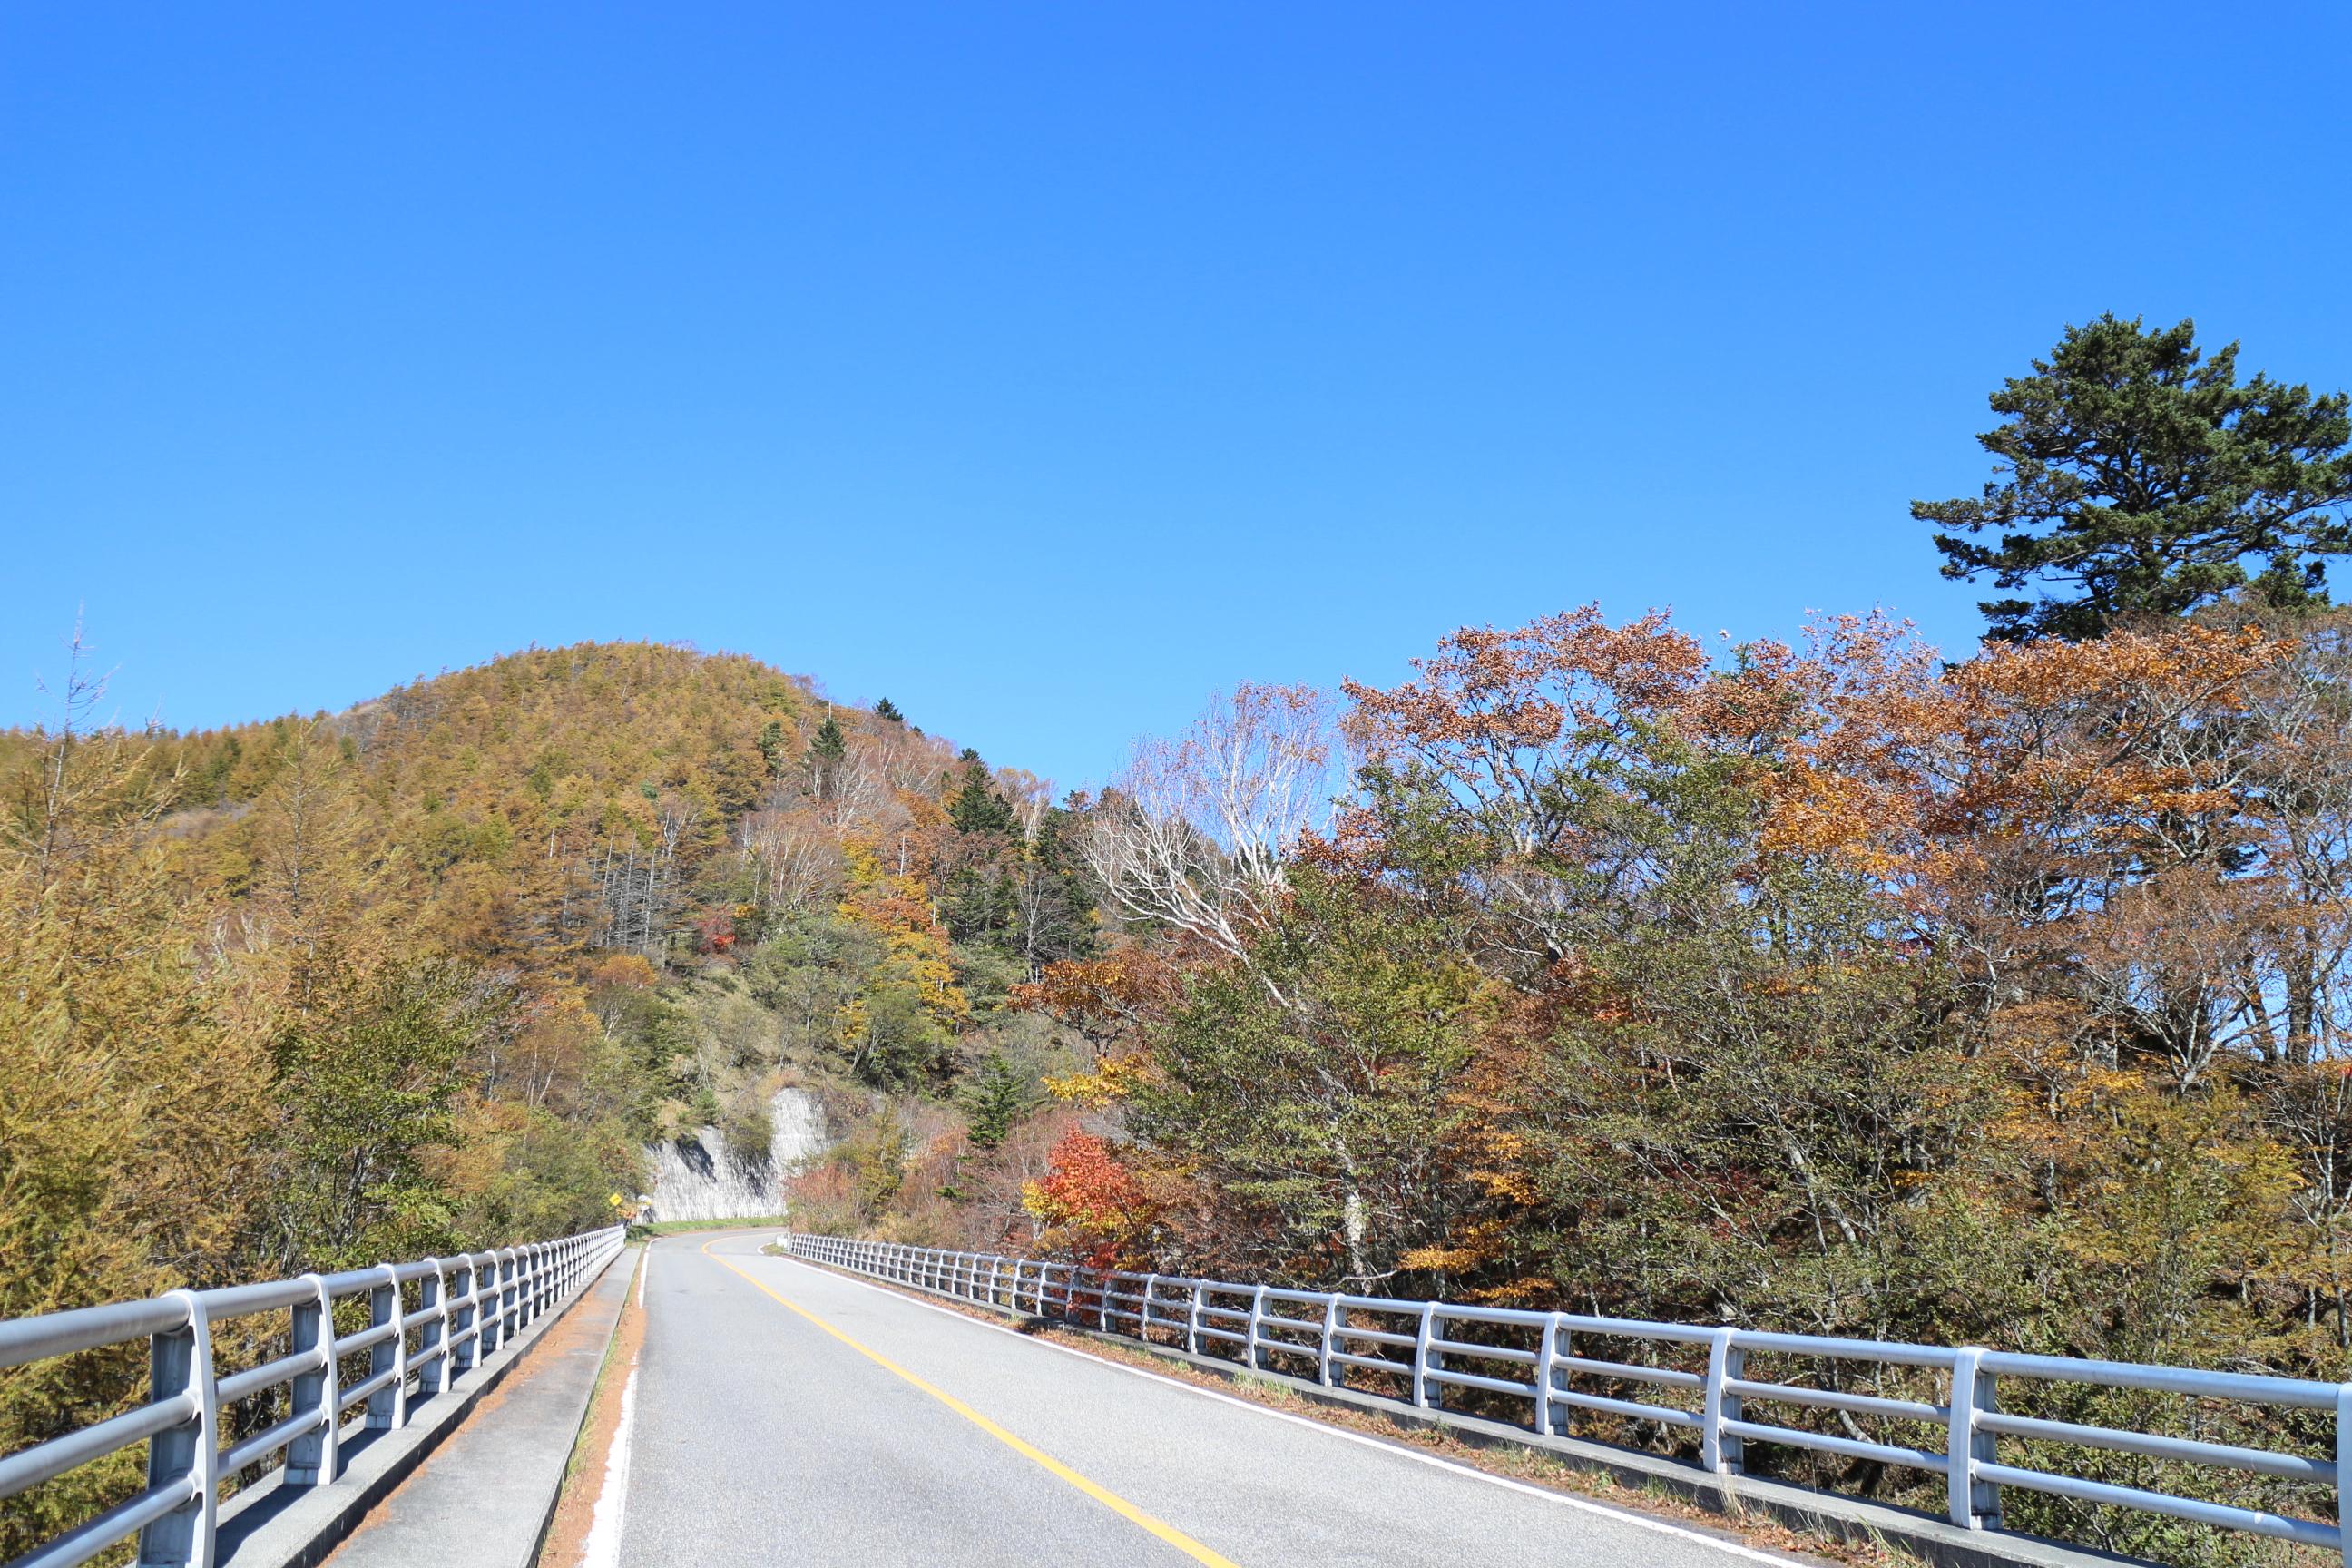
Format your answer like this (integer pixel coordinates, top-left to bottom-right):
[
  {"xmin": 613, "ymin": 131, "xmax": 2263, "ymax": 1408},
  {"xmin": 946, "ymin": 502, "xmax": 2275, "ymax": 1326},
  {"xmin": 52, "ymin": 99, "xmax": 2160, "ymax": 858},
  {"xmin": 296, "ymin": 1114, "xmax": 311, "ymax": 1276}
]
[{"xmin": 614, "ymin": 1233, "xmax": 1803, "ymax": 1567}]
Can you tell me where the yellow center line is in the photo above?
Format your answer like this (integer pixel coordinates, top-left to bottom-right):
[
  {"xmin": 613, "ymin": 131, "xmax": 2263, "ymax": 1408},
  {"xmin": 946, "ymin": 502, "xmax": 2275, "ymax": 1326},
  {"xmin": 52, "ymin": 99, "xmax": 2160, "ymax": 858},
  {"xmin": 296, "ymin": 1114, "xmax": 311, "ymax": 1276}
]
[{"xmin": 698, "ymin": 1240, "xmax": 1241, "ymax": 1568}]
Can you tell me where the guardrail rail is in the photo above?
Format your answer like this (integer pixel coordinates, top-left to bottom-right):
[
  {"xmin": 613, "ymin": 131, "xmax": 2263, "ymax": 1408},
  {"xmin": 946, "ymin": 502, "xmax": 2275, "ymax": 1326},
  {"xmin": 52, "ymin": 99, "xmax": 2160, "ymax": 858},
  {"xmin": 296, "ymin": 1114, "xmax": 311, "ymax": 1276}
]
[
  {"xmin": 1, "ymin": 1224, "xmax": 625, "ymax": 1568},
  {"xmin": 780, "ymin": 1231, "xmax": 2352, "ymax": 1563}
]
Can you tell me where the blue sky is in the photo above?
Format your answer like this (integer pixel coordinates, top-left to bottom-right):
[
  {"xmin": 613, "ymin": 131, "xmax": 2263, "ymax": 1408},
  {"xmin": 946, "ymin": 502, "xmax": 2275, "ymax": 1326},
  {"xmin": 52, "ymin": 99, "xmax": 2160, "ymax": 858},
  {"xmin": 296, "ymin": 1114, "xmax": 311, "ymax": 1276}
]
[{"xmin": 5, "ymin": 3, "xmax": 2350, "ymax": 789}]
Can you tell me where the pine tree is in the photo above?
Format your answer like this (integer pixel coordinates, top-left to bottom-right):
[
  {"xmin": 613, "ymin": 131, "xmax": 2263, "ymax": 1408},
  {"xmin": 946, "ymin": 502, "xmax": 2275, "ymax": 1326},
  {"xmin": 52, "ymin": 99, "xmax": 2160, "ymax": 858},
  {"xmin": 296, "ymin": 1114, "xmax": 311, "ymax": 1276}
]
[
  {"xmin": 1010, "ymin": 807, "xmax": 1099, "ymax": 969},
  {"xmin": 807, "ymin": 713, "xmax": 847, "ymax": 799},
  {"xmin": 756, "ymin": 719, "xmax": 787, "ymax": 779},
  {"xmin": 965, "ymin": 1051, "xmax": 1035, "ymax": 1150},
  {"xmin": 946, "ymin": 759, "xmax": 1018, "ymax": 838},
  {"xmin": 1916, "ymin": 314, "xmax": 2352, "ymax": 641},
  {"xmin": 873, "ymin": 697, "xmax": 904, "ymax": 723}
]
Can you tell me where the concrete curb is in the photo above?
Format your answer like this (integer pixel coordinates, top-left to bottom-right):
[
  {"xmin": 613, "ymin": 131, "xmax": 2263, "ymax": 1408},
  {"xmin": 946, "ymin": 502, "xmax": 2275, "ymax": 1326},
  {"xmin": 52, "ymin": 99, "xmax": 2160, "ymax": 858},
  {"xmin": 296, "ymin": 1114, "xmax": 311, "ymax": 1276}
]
[
  {"xmin": 212, "ymin": 1244, "xmax": 631, "ymax": 1568},
  {"xmin": 513, "ymin": 1250, "xmax": 635, "ymax": 1568},
  {"xmin": 774, "ymin": 1248, "xmax": 2151, "ymax": 1568}
]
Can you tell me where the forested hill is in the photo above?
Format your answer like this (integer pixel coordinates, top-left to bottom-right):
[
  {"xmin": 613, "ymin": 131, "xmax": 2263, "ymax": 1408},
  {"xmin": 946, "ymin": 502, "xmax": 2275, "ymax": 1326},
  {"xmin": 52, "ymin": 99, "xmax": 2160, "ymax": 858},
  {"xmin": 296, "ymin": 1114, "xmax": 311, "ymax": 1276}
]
[{"xmin": 0, "ymin": 640, "xmax": 1102, "ymax": 1329}]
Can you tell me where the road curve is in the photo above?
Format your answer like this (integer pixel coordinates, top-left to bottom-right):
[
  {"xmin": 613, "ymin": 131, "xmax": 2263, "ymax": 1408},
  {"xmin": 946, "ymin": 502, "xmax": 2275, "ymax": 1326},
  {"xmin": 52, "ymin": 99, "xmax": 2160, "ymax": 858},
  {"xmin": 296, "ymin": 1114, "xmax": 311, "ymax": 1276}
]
[{"xmin": 616, "ymin": 1232, "xmax": 1805, "ymax": 1566}]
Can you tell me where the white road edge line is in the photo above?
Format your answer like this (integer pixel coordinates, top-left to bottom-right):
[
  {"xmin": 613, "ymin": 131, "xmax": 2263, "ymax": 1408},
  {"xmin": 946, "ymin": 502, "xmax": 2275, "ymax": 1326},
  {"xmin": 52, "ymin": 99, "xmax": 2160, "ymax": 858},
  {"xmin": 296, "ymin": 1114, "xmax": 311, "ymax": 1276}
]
[
  {"xmin": 577, "ymin": 1356, "xmax": 640, "ymax": 1568},
  {"xmin": 637, "ymin": 1249, "xmax": 650, "ymax": 1308},
  {"xmin": 744, "ymin": 1242, "xmax": 1799, "ymax": 1567}
]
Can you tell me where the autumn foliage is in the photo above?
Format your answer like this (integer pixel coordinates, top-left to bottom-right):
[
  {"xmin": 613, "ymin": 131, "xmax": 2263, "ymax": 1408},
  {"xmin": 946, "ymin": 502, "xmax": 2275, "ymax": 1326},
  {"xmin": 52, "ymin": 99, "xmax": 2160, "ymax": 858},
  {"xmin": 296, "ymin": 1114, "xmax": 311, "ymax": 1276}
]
[{"xmin": 1012, "ymin": 599, "xmax": 2352, "ymax": 1562}]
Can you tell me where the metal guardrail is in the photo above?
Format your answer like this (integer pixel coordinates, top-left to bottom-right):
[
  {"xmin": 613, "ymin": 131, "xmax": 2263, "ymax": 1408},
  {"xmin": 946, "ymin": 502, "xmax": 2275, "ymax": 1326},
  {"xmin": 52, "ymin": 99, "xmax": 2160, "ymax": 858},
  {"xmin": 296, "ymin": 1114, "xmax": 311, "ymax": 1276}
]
[
  {"xmin": 0, "ymin": 1224, "xmax": 626, "ymax": 1568},
  {"xmin": 781, "ymin": 1232, "xmax": 2352, "ymax": 1563}
]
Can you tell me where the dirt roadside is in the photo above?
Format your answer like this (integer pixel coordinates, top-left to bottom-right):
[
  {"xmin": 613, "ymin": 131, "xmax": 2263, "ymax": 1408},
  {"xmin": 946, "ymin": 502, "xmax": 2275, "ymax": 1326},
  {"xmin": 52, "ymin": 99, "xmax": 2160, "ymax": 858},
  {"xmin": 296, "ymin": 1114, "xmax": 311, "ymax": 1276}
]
[{"xmin": 534, "ymin": 1246, "xmax": 649, "ymax": 1568}]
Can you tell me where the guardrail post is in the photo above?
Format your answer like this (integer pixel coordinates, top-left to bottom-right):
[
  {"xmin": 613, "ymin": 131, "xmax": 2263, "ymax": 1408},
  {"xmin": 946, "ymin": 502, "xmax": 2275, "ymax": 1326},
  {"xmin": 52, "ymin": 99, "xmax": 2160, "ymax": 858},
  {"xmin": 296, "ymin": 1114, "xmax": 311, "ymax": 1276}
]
[
  {"xmin": 1557, "ymin": 1324, "xmax": 1575, "ymax": 1435},
  {"xmin": 1535, "ymin": 1313, "xmax": 1563, "ymax": 1436},
  {"xmin": 285, "ymin": 1276, "xmax": 338, "ymax": 1485},
  {"xmin": 1947, "ymin": 1348, "xmax": 2000, "ymax": 1529},
  {"xmin": 1701, "ymin": 1327, "xmax": 1743, "ymax": 1476},
  {"xmin": 1141, "ymin": 1275, "xmax": 1160, "ymax": 1341},
  {"xmin": 134, "ymin": 1291, "xmax": 217, "ymax": 1568},
  {"xmin": 450, "ymin": 1260, "xmax": 476, "ymax": 1377},
  {"xmin": 416, "ymin": 1260, "xmax": 446, "ymax": 1395},
  {"xmin": 1245, "ymin": 1285, "xmax": 1266, "ymax": 1371},
  {"xmin": 1319, "ymin": 1295, "xmax": 1341, "ymax": 1387},
  {"xmin": 1185, "ymin": 1284, "xmax": 1202, "ymax": 1354},
  {"xmin": 1413, "ymin": 1302, "xmax": 1439, "ymax": 1409},
  {"xmin": 501, "ymin": 1249, "xmax": 520, "ymax": 1340},
  {"xmin": 368, "ymin": 1265, "xmax": 406, "ymax": 1430},
  {"xmin": 479, "ymin": 1254, "xmax": 502, "ymax": 1356}
]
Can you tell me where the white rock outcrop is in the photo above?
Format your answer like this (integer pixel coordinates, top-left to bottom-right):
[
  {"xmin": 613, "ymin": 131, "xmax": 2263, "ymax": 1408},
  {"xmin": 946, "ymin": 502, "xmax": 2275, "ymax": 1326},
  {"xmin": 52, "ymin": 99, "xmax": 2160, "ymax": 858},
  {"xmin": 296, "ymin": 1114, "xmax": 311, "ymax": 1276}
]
[{"xmin": 641, "ymin": 1087, "xmax": 828, "ymax": 1223}]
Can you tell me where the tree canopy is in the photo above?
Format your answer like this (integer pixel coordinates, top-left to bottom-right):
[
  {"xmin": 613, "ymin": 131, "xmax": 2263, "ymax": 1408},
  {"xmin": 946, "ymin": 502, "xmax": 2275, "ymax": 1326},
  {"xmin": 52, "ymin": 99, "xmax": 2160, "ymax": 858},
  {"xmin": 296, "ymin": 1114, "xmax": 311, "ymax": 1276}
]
[{"xmin": 1916, "ymin": 314, "xmax": 2352, "ymax": 641}]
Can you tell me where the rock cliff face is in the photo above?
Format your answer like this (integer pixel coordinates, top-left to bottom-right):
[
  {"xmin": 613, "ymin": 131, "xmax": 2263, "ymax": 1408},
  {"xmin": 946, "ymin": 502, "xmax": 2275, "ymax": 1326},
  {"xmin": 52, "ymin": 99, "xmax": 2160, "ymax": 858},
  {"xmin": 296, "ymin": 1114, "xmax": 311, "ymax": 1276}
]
[{"xmin": 642, "ymin": 1087, "xmax": 828, "ymax": 1222}]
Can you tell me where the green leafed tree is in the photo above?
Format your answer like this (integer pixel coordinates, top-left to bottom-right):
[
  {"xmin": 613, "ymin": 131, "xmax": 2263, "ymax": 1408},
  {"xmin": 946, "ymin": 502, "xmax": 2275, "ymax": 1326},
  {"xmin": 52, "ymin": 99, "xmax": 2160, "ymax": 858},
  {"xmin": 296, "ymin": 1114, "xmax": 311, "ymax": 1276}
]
[
  {"xmin": 1916, "ymin": 314, "xmax": 2352, "ymax": 642},
  {"xmin": 1128, "ymin": 866, "xmax": 1487, "ymax": 1288}
]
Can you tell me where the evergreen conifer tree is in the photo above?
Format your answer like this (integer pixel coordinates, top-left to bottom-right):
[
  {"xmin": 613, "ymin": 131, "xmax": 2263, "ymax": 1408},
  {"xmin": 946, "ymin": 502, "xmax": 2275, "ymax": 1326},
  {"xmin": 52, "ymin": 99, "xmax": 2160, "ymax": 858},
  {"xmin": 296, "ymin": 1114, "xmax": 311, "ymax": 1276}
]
[
  {"xmin": 807, "ymin": 713, "xmax": 847, "ymax": 799},
  {"xmin": 1916, "ymin": 314, "xmax": 2352, "ymax": 641},
  {"xmin": 946, "ymin": 759, "xmax": 1018, "ymax": 838},
  {"xmin": 964, "ymin": 1052, "xmax": 1034, "ymax": 1150}
]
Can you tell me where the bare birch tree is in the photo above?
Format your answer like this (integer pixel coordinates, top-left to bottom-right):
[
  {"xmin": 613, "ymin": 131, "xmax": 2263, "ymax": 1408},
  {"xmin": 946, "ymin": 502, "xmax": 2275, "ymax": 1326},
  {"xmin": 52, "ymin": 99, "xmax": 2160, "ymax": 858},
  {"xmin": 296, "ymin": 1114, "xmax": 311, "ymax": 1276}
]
[{"xmin": 1083, "ymin": 682, "xmax": 1338, "ymax": 965}]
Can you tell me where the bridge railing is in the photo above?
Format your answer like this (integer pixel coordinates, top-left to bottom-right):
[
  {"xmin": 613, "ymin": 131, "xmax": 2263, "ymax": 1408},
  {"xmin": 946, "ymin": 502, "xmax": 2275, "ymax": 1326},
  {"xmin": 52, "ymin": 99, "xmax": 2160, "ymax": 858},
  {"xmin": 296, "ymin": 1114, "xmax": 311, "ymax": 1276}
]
[
  {"xmin": 779, "ymin": 1231, "xmax": 2352, "ymax": 1564},
  {"xmin": 0, "ymin": 1224, "xmax": 625, "ymax": 1568}
]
